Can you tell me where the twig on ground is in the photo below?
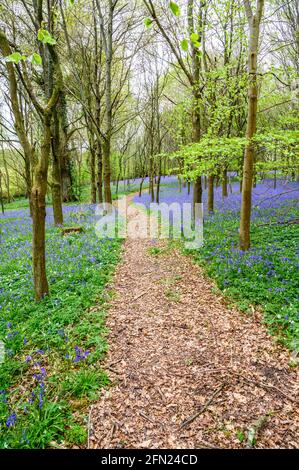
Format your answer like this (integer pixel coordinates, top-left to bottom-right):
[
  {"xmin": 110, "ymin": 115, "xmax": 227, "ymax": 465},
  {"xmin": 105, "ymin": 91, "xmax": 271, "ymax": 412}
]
[
  {"xmin": 233, "ymin": 373, "xmax": 296, "ymax": 403},
  {"xmin": 139, "ymin": 412, "xmax": 156, "ymax": 425},
  {"xmin": 180, "ymin": 383, "xmax": 226, "ymax": 430},
  {"xmin": 133, "ymin": 289, "xmax": 151, "ymax": 301},
  {"xmin": 197, "ymin": 439, "xmax": 219, "ymax": 449},
  {"xmin": 107, "ymin": 358, "xmax": 122, "ymax": 368},
  {"xmin": 106, "ymin": 366, "xmax": 121, "ymax": 374}
]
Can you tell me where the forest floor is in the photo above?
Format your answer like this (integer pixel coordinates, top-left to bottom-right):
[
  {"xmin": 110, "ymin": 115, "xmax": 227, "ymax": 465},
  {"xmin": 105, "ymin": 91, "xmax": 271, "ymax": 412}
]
[{"xmin": 89, "ymin": 200, "xmax": 299, "ymax": 449}]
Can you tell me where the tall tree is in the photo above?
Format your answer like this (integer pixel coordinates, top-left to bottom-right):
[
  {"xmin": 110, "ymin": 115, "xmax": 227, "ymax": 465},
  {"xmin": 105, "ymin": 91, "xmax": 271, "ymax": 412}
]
[
  {"xmin": 239, "ymin": 0, "xmax": 265, "ymax": 251},
  {"xmin": 0, "ymin": 21, "xmax": 62, "ymax": 300},
  {"xmin": 143, "ymin": 0, "xmax": 208, "ymax": 215},
  {"xmin": 95, "ymin": 0, "xmax": 114, "ymax": 204}
]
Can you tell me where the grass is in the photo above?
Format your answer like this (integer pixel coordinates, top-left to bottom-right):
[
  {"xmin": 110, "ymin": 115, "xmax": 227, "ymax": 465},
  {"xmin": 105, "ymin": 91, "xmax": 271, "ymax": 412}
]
[
  {"xmin": 165, "ymin": 289, "xmax": 181, "ymax": 303},
  {"xmin": 0, "ymin": 203, "xmax": 122, "ymax": 448},
  {"xmin": 188, "ymin": 204, "xmax": 299, "ymax": 349}
]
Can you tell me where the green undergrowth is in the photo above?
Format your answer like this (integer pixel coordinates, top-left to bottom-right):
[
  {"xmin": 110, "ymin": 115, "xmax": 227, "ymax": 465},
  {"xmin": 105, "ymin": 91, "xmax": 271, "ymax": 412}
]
[
  {"xmin": 0, "ymin": 207, "xmax": 123, "ymax": 448},
  {"xmin": 186, "ymin": 205, "xmax": 299, "ymax": 351}
]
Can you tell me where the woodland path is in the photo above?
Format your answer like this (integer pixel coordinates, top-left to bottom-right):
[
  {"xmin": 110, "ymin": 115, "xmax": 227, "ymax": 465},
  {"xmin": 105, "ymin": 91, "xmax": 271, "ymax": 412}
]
[{"xmin": 90, "ymin": 201, "xmax": 298, "ymax": 449}]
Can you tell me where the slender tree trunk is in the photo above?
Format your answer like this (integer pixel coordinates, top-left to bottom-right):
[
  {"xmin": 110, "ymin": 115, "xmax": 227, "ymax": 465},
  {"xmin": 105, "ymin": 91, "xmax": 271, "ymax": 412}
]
[
  {"xmin": 51, "ymin": 110, "xmax": 63, "ymax": 225},
  {"xmin": 193, "ymin": 176, "xmax": 202, "ymax": 220},
  {"xmin": 102, "ymin": 138, "xmax": 112, "ymax": 204},
  {"xmin": 32, "ymin": 118, "xmax": 52, "ymax": 300},
  {"xmin": 90, "ymin": 145, "xmax": 97, "ymax": 204},
  {"xmin": 96, "ymin": 0, "xmax": 113, "ymax": 205},
  {"xmin": 96, "ymin": 142, "xmax": 103, "ymax": 203},
  {"xmin": 156, "ymin": 155, "xmax": 162, "ymax": 203},
  {"xmin": 149, "ymin": 155, "xmax": 155, "ymax": 202},
  {"xmin": 239, "ymin": 0, "xmax": 264, "ymax": 251},
  {"xmin": 208, "ymin": 175, "xmax": 214, "ymax": 213},
  {"xmin": 192, "ymin": 108, "xmax": 203, "ymax": 209},
  {"xmin": 139, "ymin": 178, "xmax": 145, "ymax": 197},
  {"xmin": 222, "ymin": 168, "xmax": 228, "ymax": 197},
  {"xmin": 52, "ymin": 155, "xmax": 63, "ymax": 225}
]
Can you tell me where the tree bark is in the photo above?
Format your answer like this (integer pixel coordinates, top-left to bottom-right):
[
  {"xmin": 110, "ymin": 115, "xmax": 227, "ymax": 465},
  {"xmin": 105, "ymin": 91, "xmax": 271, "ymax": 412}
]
[
  {"xmin": 51, "ymin": 109, "xmax": 63, "ymax": 225},
  {"xmin": 32, "ymin": 116, "xmax": 52, "ymax": 300},
  {"xmin": 96, "ymin": 0, "xmax": 113, "ymax": 205},
  {"xmin": 149, "ymin": 155, "xmax": 155, "ymax": 202},
  {"xmin": 239, "ymin": 0, "xmax": 264, "ymax": 251},
  {"xmin": 102, "ymin": 138, "xmax": 112, "ymax": 204},
  {"xmin": 156, "ymin": 156, "xmax": 162, "ymax": 203},
  {"xmin": 222, "ymin": 168, "xmax": 228, "ymax": 197},
  {"xmin": 97, "ymin": 142, "xmax": 103, "ymax": 203},
  {"xmin": 139, "ymin": 178, "xmax": 145, "ymax": 197},
  {"xmin": 208, "ymin": 175, "xmax": 214, "ymax": 213},
  {"xmin": 90, "ymin": 143, "xmax": 97, "ymax": 204}
]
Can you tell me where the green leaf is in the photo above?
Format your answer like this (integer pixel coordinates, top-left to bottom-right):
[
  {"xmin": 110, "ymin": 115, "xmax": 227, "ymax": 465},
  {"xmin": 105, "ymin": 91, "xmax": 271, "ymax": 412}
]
[
  {"xmin": 144, "ymin": 18, "xmax": 153, "ymax": 28},
  {"xmin": 30, "ymin": 53, "xmax": 43, "ymax": 66},
  {"xmin": 37, "ymin": 29, "xmax": 57, "ymax": 45},
  {"xmin": 4, "ymin": 52, "xmax": 27, "ymax": 64},
  {"xmin": 190, "ymin": 33, "xmax": 201, "ymax": 49},
  {"xmin": 169, "ymin": 1, "xmax": 180, "ymax": 16},
  {"xmin": 180, "ymin": 39, "xmax": 189, "ymax": 52},
  {"xmin": 190, "ymin": 32, "xmax": 199, "ymax": 43},
  {"xmin": 69, "ymin": 0, "xmax": 75, "ymax": 4}
]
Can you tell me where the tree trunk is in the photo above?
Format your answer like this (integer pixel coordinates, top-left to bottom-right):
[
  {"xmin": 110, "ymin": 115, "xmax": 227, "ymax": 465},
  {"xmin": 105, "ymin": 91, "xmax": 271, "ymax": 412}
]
[
  {"xmin": 52, "ymin": 156, "xmax": 63, "ymax": 225},
  {"xmin": 58, "ymin": 93, "xmax": 74, "ymax": 202},
  {"xmin": 208, "ymin": 175, "xmax": 214, "ymax": 213},
  {"xmin": 193, "ymin": 177, "xmax": 202, "ymax": 220},
  {"xmin": 96, "ymin": 142, "xmax": 103, "ymax": 203},
  {"xmin": 239, "ymin": 0, "xmax": 264, "ymax": 251},
  {"xmin": 90, "ymin": 145, "xmax": 97, "ymax": 204},
  {"xmin": 32, "ymin": 118, "xmax": 51, "ymax": 300},
  {"xmin": 156, "ymin": 155, "xmax": 162, "ymax": 203},
  {"xmin": 61, "ymin": 157, "xmax": 73, "ymax": 202},
  {"xmin": 51, "ymin": 110, "xmax": 63, "ymax": 225},
  {"xmin": 32, "ymin": 185, "xmax": 49, "ymax": 300},
  {"xmin": 156, "ymin": 175, "xmax": 161, "ymax": 203},
  {"xmin": 149, "ymin": 155, "xmax": 155, "ymax": 202},
  {"xmin": 102, "ymin": 139, "xmax": 112, "ymax": 204},
  {"xmin": 222, "ymin": 168, "xmax": 228, "ymax": 197},
  {"xmin": 139, "ymin": 178, "xmax": 145, "ymax": 197}
]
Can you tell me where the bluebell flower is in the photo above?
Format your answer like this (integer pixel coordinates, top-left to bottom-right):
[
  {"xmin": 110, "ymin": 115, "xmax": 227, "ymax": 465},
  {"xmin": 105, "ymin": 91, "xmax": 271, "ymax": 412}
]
[{"xmin": 6, "ymin": 412, "xmax": 17, "ymax": 428}]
